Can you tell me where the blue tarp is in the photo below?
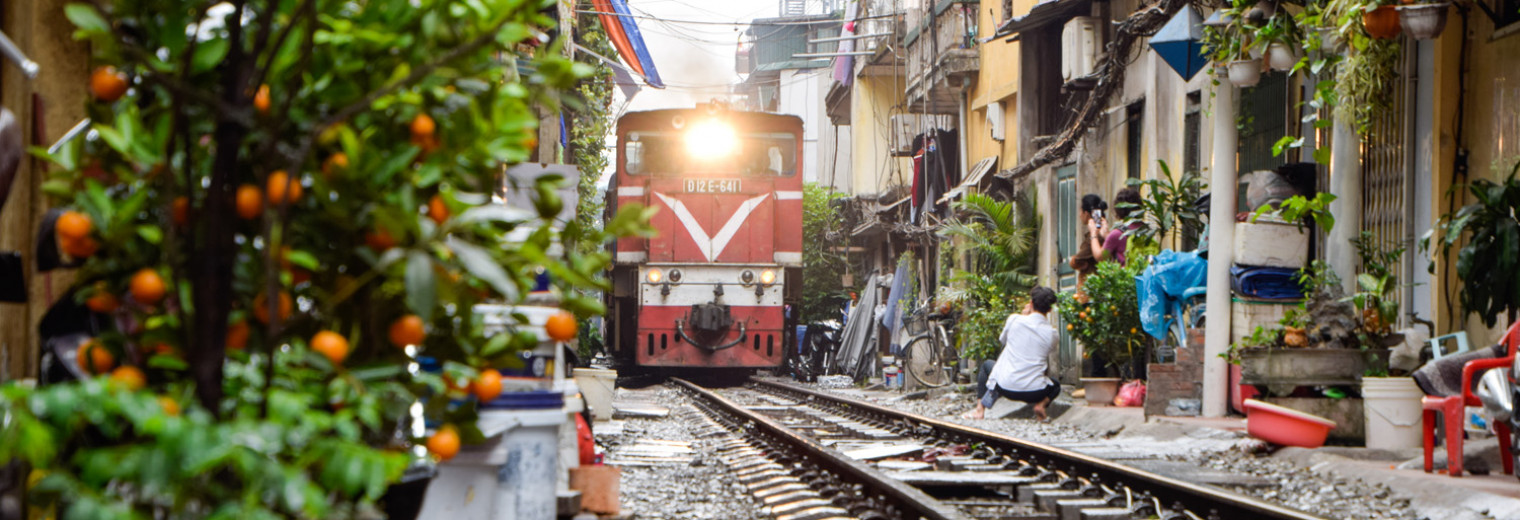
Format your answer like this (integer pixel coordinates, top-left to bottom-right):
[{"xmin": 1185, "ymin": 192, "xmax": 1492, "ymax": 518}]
[
  {"xmin": 881, "ymin": 263, "xmax": 909, "ymax": 355},
  {"xmin": 609, "ymin": 0, "xmax": 664, "ymax": 88},
  {"xmin": 1230, "ymin": 265, "xmax": 1306, "ymax": 300},
  {"xmin": 1136, "ymin": 250, "xmax": 1208, "ymax": 341}
]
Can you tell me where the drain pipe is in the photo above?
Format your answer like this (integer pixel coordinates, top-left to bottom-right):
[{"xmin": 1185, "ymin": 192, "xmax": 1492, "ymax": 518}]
[
  {"xmin": 958, "ymin": 77, "xmax": 971, "ymax": 193},
  {"xmin": 1202, "ymin": 78, "xmax": 1238, "ymax": 418}
]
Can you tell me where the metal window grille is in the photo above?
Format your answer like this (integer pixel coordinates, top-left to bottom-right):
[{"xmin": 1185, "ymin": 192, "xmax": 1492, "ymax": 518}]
[{"xmin": 1358, "ymin": 45, "xmax": 1414, "ymax": 328}]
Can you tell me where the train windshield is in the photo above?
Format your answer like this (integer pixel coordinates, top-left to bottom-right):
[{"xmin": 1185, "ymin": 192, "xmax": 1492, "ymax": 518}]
[{"xmin": 623, "ymin": 130, "xmax": 798, "ymax": 176}]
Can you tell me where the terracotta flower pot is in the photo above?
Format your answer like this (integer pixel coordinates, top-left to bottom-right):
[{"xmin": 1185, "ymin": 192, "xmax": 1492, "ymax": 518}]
[
  {"xmin": 1363, "ymin": 5, "xmax": 1403, "ymax": 39},
  {"xmin": 1399, "ymin": 3, "xmax": 1450, "ymax": 40},
  {"xmin": 1227, "ymin": 59, "xmax": 1262, "ymax": 87}
]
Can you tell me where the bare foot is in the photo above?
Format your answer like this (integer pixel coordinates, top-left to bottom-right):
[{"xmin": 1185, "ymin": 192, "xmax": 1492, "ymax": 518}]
[
  {"xmin": 1032, "ymin": 403, "xmax": 1048, "ymax": 422},
  {"xmin": 960, "ymin": 407, "xmax": 985, "ymax": 420}
]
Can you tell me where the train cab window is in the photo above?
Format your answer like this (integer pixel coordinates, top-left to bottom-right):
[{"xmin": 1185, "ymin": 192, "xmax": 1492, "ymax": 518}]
[
  {"xmin": 621, "ymin": 131, "xmax": 797, "ymax": 176},
  {"xmin": 625, "ymin": 134, "xmax": 646, "ymax": 174}
]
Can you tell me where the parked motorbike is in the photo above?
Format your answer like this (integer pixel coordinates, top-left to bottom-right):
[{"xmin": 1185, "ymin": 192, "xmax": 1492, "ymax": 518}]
[
  {"xmin": 1474, "ymin": 358, "xmax": 1518, "ymax": 479},
  {"xmin": 786, "ymin": 319, "xmax": 842, "ymax": 383}
]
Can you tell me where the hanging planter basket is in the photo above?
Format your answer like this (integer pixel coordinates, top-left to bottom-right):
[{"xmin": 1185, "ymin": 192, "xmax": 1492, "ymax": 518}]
[
  {"xmin": 1228, "ymin": 58, "xmax": 1263, "ymax": 87},
  {"xmin": 1363, "ymin": 5, "xmax": 1403, "ymax": 39},
  {"xmin": 1267, "ymin": 42, "xmax": 1300, "ymax": 71},
  {"xmin": 1399, "ymin": 3, "xmax": 1450, "ymax": 39}
]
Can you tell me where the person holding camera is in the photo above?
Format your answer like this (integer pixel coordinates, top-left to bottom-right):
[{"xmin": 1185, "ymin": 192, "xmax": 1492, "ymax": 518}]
[{"xmin": 1069, "ymin": 194, "xmax": 1109, "ymax": 298}]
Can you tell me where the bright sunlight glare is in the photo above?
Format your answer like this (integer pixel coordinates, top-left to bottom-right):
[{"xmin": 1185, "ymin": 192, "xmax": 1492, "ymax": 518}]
[{"xmin": 684, "ymin": 119, "xmax": 739, "ymax": 160}]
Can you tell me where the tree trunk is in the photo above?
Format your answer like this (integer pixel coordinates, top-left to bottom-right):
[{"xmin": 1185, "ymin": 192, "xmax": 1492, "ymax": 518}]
[{"xmin": 189, "ymin": 0, "xmax": 248, "ymax": 412}]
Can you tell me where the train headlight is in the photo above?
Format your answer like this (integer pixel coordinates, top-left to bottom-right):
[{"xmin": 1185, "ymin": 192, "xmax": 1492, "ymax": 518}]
[
  {"xmin": 646, "ymin": 268, "xmax": 662, "ymax": 284},
  {"xmin": 686, "ymin": 120, "xmax": 738, "ymax": 159},
  {"xmin": 760, "ymin": 269, "xmax": 776, "ymax": 285},
  {"xmin": 739, "ymin": 270, "xmax": 755, "ymax": 285},
  {"xmin": 668, "ymin": 269, "xmax": 683, "ymax": 283}
]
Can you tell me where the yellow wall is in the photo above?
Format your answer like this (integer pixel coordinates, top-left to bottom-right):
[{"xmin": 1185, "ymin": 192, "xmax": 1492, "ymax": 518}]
[
  {"xmin": 1429, "ymin": 19, "xmax": 1520, "ymax": 344},
  {"xmin": 850, "ymin": 75, "xmax": 912, "ymax": 195},
  {"xmin": 964, "ymin": 0, "xmax": 1028, "ymax": 172}
]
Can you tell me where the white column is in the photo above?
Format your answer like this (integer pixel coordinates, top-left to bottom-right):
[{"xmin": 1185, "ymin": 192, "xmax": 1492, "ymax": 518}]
[
  {"xmin": 1327, "ymin": 119, "xmax": 1362, "ymax": 295},
  {"xmin": 1202, "ymin": 80, "xmax": 1238, "ymax": 418}
]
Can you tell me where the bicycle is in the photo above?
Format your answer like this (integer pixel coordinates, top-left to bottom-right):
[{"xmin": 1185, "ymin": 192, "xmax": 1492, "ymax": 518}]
[{"xmin": 902, "ymin": 310, "xmax": 959, "ymax": 388}]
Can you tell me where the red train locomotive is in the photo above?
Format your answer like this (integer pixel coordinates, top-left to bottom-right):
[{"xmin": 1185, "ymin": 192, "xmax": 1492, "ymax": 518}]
[{"xmin": 607, "ymin": 105, "xmax": 802, "ymax": 372}]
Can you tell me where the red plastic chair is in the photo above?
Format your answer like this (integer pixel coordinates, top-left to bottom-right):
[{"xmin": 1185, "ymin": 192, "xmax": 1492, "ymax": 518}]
[{"xmin": 1421, "ymin": 321, "xmax": 1520, "ymax": 477}]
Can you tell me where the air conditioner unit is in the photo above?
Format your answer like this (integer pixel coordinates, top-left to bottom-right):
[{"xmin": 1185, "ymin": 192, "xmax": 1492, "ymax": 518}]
[{"xmin": 1061, "ymin": 17, "xmax": 1099, "ymax": 82}]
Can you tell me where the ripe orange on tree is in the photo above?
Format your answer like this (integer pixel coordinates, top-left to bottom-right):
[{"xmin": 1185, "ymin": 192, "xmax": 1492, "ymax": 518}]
[
  {"xmin": 322, "ymin": 152, "xmax": 349, "ymax": 177},
  {"xmin": 427, "ymin": 425, "xmax": 461, "ymax": 461},
  {"xmin": 158, "ymin": 396, "xmax": 181, "ymax": 416},
  {"xmin": 236, "ymin": 184, "xmax": 263, "ymax": 220},
  {"xmin": 90, "ymin": 66, "xmax": 128, "ymax": 102},
  {"xmin": 130, "ymin": 268, "xmax": 168, "ymax": 305},
  {"xmin": 60, "ymin": 235, "xmax": 99, "ymax": 259},
  {"xmin": 171, "ymin": 196, "xmax": 190, "ymax": 227},
  {"xmin": 253, "ymin": 84, "xmax": 271, "ymax": 113},
  {"xmin": 85, "ymin": 283, "xmax": 119, "ymax": 313},
  {"xmin": 56, "ymin": 211, "xmax": 93, "ymax": 240},
  {"xmin": 545, "ymin": 311, "xmax": 577, "ymax": 342},
  {"xmin": 310, "ymin": 331, "xmax": 349, "ymax": 365},
  {"xmin": 365, "ymin": 228, "xmax": 397, "ymax": 252},
  {"xmin": 428, "ymin": 195, "xmax": 449, "ymax": 225},
  {"xmin": 266, "ymin": 170, "xmax": 302, "ymax": 205},
  {"xmin": 225, "ymin": 319, "xmax": 250, "ymax": 350},
  {"xmin": 389, "ymin": 314, "xmax": 426, "ymax": 348},
  {"xmin": 473, "ymin": 369, "xmax": 503, "ymax": 402},
  {"xmin": 252, "ymin": 291, "xmax": 292, "ymax": 324},
  {"xmin": 110, "ymin": 366, "xmax": 147, "ymax": 391},
  {"xmin": 77, "ymin": 340, "xmax": 114, "ymax": 375},
  {"xmin": 410, "ymin": 113, "xmax": 436, "ymax": 141}
]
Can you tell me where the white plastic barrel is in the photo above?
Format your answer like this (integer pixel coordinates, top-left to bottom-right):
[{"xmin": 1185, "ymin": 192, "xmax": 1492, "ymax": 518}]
[
  {"xmin": 417, "ymin": 407, "xmax": 565, "ymax": 520},
  {"xmin": 1362, "ymin": 377, "xmax": 1424, "ymax": 449}
]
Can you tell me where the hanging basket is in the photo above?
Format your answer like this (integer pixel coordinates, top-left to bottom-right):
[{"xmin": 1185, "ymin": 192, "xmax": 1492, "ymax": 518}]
[
  {"xmin": 1363, "ymin": 5, "xmax": 1403, "ymax": 39},
  {"xmin": 1267, "ymin": 42, "xmax": 1300, "ymax": 71},
  {"xmin": 1399, "ymin": 3, "xmax": 1450, "ymax": 40},
  {"xmin": 1228, "ymin": 59, "xmax": 1263, "ymax": 87}
]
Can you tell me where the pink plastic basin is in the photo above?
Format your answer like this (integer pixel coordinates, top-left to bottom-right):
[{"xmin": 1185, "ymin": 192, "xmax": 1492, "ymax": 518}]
[{"xmin": 1242, "ymin": 399, "xmax": 1338, "ymax": 448}]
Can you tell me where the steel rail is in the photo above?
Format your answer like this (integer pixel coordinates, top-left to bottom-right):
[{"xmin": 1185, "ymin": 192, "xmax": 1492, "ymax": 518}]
[
  {"xmin": 751, "ymin": 378, "xmax": 1328, "ymax": 520},
  {"xmin": 671, "ymin": 378, "xmax": 972, "ymax": 520}
]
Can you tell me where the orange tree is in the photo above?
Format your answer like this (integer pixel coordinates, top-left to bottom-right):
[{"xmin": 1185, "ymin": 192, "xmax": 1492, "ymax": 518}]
[{"xmin": 0, "ymin": 0, "xmax": 652, "ymax": 516}]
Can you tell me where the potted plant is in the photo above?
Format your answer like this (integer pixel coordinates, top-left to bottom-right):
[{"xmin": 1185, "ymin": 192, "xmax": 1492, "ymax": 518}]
[
  {"xmin": 1058, "ymin": 262, "xmax": 1147, "ymax": 405},
  {"xmin": 1347, "ymin": 231, "xmax": 1405, "ymax": 347},
  {"xmin": 1249, "ymin": 8, "xmax": 1305, "ymax": 71},
  {"xmin": 1361, "ymin": 0, "xmax": 1403, "ymax": 39},
  {"xmin": 1398, "ymin": 0, "xmax": 1451, "ymax": 40},
  {"xmin": 1422, "ymin": 162, "xmax": 1520, "ymax": 328},
  {"xmin": 1203, "ymin": 2, "xmax": 1264, "ymax": 87}
]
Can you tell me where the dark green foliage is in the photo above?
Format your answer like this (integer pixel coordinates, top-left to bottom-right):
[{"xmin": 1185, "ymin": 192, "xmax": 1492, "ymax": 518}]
[
  {"xmin": 801, "ymin": 184, "xmax": 849, "ymax": 322},
  {"xmin": 1423, "ymin": 164, "xmax": 1520, "ymax": 327},
  {"xmin": 1057, "ymin": 261, "xmax": 1146, "ymax": 375}
]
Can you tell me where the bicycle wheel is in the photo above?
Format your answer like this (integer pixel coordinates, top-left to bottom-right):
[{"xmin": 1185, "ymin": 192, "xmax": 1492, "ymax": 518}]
[{"xmin": 904, "ymin": 334, "xmax": 950, "ymax": 387}]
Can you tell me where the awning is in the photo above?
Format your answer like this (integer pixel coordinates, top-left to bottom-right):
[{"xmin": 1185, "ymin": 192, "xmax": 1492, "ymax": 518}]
[
  {"xmin": 937, "ymin": 157, "xmax": 998, "ymax": 204},
  {"xmin": 593, "ymin": 0, "xmax": 664, "ymax": 88},
  {"xmin": 992, "ymin": 0, "xmax": 1091, "ymax": 41}
]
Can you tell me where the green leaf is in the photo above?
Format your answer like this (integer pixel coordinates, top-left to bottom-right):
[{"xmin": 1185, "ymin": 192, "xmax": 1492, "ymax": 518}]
[
  {"xmin": 285, "ymin": 250, "xmax": 319, "ymax": 270},
  {"xmin": 405, "ymin": 250, "xmax": 436, "ymax": 317},
  {"xmin": 64, "ymin": 3, "xmax": 109, "ymax": 35},
  {"xmin": 136, "ymin": 225, "xmax": 163, "ymax": 244},
  {"xmin": 41, "ymin": 179, "xmax": 73, "ymax": 198},
  {"xmin": 480, "ymin": 333, "xmax": 512, "ymax": 357},
  {"xmin": 448, "ymin": 237, "xmax": 518, "ymax": 301},
  {"xmin": 191, "ymin": 38, "xmax": 231, "ymax": 74}
]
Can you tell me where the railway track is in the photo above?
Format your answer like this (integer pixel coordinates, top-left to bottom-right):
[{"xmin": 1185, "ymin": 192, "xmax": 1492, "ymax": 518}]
[{"xmin": 673, "ymin": 377, "xmax": 1328, "ymax": 520}]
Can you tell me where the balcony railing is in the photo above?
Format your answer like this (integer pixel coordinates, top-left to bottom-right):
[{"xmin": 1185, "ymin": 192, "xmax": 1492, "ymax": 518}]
[{"xmin": 904, "ymin": 0, "xmax": 979, "ymax": 114}]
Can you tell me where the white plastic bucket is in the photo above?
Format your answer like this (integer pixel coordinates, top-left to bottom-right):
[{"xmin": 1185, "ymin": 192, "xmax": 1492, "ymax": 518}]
[
  {"xmin": 1363, "ymin": 377, "xmax": 1424, "ymax": 450},
  {"xmin": 573, "ymin": 368, "xmax": 617, "ymax": 421}
]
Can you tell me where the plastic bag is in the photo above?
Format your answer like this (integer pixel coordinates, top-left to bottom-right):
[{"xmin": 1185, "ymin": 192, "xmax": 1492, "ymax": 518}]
[{"xmin": 1114, "ymin": 380, "xmax": 1147, "ymax": 407}]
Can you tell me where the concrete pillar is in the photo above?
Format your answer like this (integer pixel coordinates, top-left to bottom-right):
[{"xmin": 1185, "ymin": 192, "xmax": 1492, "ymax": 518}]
[
  {"xmin": 1202, "ymin": 80, "xmax": 1237, "ymax": 418},
  {"xmin": 1327, "ymin": 119, "xmax": 1361, "ymax": 295}
]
